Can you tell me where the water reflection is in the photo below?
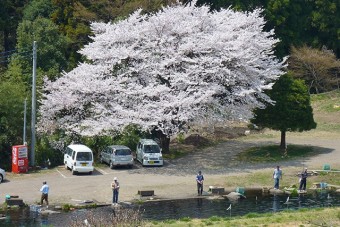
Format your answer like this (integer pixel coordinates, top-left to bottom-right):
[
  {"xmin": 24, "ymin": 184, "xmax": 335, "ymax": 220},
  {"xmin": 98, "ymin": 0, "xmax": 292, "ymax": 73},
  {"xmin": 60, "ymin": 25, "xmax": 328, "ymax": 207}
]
[
  {"xmin": 197, "ymin": 198, "xmax": 203, "ymax": 208},
  {"xmin": 272, "ymin": 194, "xmax": 279, "ymax": 212}
]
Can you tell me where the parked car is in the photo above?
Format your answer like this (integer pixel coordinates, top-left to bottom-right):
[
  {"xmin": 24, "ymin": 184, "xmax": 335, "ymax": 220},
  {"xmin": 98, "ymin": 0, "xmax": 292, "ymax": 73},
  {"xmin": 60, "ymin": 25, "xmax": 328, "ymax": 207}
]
[
  {"xmin": 0, "ymin": 168, "xmax": 6, "ymax": 183},
  {"xmin": 64, "ymin": 144, "xmax": 94, "ymax": 175},
  {"xmin": 136, "ymin": 139, "xmax": 163, "ymax": 166},
  {"xmin": 100, "ymin": 145, "xmax": 134, "ymax": 169}
]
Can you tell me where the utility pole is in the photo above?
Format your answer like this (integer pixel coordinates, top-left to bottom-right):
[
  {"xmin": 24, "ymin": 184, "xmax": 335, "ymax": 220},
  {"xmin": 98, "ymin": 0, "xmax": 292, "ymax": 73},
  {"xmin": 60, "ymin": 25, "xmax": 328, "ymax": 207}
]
[
  {"xmin": 23, "ymin": 98, "xmax": 27, "ymax": 144},
  {"xmin": 31, "ymin": 41, "xmax": 37, "ymax": 167}
]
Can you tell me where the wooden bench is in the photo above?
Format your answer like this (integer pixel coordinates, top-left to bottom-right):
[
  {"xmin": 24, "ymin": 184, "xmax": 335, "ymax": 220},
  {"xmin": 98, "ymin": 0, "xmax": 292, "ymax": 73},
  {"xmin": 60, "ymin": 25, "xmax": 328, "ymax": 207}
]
[
  {"xmin": 138, "ymin": 190, "xmax": 154, "ymax": 196},
  {"xmin": 6, "ymin": 198, "xmax": 24, "ymax": 206},
  {"xmin": 210, "ymin": 187, "xmax": 225, "ymax": 194}
]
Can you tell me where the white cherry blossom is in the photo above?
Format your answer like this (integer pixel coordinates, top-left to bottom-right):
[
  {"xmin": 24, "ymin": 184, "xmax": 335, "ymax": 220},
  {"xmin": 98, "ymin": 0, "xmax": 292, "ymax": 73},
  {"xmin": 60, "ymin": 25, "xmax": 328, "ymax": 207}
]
[{"xmin": 38, "ymin": 3, "xmax": 286, "ymax": 137}]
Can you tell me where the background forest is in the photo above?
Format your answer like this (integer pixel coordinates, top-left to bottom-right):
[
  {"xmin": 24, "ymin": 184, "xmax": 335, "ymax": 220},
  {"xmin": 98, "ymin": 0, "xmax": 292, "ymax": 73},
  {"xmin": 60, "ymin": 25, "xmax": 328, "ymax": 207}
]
[{"xmin": 0, "ymin": 0, "xmax": 339, "ymax": 169}]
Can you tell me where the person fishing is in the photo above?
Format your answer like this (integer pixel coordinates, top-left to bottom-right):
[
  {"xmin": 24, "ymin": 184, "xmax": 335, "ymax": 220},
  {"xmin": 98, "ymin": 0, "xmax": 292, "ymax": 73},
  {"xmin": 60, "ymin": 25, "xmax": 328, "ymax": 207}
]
[
  {"xmin": 196, "ymin": 170, "xmax": 204, "ymax": 196},
  {"xmin": 299, "ymin": 167, "xmax": 308, "ymax": 192},
  {"xmin": 273, "ymin": 165, "xmax": 282, "ymax": 189}
]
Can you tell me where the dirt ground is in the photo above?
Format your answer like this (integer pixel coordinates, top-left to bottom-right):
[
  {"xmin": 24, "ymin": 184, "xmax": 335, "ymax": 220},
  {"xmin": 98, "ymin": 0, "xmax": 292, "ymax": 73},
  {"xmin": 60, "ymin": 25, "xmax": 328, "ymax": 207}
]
[{"xmin": 1, "ymin": 131, "xmax": 339, "ymax": 207}]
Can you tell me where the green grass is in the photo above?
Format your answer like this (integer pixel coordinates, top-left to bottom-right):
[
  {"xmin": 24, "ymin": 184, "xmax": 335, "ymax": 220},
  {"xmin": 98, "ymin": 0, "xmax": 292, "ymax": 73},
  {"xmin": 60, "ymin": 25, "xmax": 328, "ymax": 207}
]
[
  {"xmin": 311, "ymin": 90, "xmax": 340, "ymax": 112},
  {"xmin": 315, "ymin": 122, "xmax": 340, "ymax": 132},
  {"xmin": 145, "ymin": 207, "xmax": 340, "ymax": 226},
  {"xmin": 179, "ymin": 217, "xmax": 192, "ymax": 222},
  {"xmin": 236, "ymin": 144, "xmax": 316, "ymax": 163},
  {"xmin": 311, "ymin": 90, "xmax": 340, "ymax": 101},
  {"xmin": 208, "ymin": 216, "xmax": 221, "ymax": 222}
]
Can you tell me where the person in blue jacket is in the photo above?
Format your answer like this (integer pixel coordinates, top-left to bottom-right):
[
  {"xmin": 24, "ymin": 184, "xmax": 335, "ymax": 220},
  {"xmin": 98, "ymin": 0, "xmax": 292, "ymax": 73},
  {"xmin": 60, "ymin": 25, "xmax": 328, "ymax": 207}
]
[{"xmin": 196, "ymin": 171, "xmax": 204, "ymax": 196}]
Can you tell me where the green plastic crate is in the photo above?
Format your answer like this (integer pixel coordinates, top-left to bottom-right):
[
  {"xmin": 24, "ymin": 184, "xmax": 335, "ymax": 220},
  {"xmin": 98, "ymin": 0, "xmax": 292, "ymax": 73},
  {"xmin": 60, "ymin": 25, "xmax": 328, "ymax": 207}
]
[{"xmin": 323, "ymin": 164, "xmax": 331, "ymax": 171}]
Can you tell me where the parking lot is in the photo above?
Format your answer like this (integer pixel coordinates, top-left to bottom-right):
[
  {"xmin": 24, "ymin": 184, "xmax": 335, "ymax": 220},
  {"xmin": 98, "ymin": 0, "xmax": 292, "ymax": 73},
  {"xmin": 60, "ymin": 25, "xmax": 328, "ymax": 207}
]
[
  {"xmin": 0, "ymin": 158, "xmax": 197, "ymax": 206},
  {"xmin": 55, "ymin": 164, "xmax": 134, "ymax": 179}
]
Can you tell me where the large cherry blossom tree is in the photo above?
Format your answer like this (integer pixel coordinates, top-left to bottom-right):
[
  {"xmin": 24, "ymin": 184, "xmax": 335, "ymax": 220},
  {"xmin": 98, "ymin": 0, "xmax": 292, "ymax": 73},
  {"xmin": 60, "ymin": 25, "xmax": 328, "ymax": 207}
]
[{"xmin": 38, "ymin": 3, "xmax": 286, "ymax": 150}]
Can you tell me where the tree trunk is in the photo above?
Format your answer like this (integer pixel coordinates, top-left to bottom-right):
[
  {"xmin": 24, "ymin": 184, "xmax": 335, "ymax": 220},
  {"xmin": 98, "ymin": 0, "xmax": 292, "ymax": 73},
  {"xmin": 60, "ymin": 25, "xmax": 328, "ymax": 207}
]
[
  {"xmin": 152, "ymin": 129, "xmax": 170, "ymax": 153},
  {"xmin": 280, "ymin": 130, "xmax": 286, "ymax": 150},
  {"xmin": 159, "ymin": 134, "xmax": 170, "ymax": 153}
]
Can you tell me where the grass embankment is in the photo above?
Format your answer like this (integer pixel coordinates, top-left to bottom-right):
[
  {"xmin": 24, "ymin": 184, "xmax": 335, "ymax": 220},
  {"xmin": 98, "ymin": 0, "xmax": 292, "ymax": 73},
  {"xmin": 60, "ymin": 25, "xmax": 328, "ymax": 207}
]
[
  {"xmin": 220, "ymin": 168, "xmax": 340, "ymax": 191},
  {"xmin": 311, "ymin": 90, "xmax": 340, "ymax": 135},
  {"xmin": 145, "ymin": 207, "xmax": 340, "ymax": 226}
]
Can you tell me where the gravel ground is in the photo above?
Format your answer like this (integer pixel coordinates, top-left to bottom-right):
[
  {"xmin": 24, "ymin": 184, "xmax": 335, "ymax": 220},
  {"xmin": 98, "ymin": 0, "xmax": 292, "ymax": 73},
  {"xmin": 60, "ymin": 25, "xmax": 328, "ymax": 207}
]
[
  {"xmin": 0, "ymin": 136, "xmax": 339, "ymax": 206},
  {"xmin": 130, "ymin": 137, "xmax": 340, "ymax": 176}
]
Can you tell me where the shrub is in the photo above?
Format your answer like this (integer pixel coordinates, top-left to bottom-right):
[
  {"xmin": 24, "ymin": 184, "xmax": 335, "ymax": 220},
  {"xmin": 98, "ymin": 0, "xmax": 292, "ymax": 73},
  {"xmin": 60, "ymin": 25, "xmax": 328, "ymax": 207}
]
[{"xmin": 180, "ymin": 217, "xmax": 192, "ymax": 222}]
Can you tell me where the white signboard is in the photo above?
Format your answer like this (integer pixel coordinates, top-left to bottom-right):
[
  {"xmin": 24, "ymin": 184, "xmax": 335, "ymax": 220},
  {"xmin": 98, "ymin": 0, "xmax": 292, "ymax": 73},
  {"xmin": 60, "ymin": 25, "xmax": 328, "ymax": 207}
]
[{"xmin": 18, "ymin": 147, "xmax": 28, "ymax": 158}]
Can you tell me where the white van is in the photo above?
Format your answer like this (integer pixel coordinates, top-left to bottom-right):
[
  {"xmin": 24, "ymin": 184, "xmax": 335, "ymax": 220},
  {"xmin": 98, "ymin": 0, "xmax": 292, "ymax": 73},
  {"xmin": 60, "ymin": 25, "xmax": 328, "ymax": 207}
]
[
  {"xmin": 64, "ymin": 144, "xmax": 94, "ymax": 175},
  {"xmin": 136, "ymin": 139, "xmax": 163, "ymax": 166}
]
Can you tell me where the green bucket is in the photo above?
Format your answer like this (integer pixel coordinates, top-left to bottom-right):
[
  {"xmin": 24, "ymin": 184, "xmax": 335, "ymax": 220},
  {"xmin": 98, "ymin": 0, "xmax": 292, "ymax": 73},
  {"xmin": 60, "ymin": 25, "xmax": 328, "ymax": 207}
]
[
  {"xmin": 323, "ymin": 164, "xmax": 331, "ymax": 171},
  {"xmin": 236, "ymin": 187, "xmax": 245, "ymax": 195}
]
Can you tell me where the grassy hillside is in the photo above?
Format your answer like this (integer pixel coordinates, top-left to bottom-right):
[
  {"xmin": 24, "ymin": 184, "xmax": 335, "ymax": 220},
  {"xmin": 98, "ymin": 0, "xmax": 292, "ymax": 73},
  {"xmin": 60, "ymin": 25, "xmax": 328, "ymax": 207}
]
[
  {"xmin": 311, "ymin": 90, "xmax": 340, "ymax": 132},
  {"xmin": 311, "ymin": 90, "xmax": 340, "ymax": 113},
  {"xmin": 242, "ymin": 90, "xmax": 340, "ymax": 141}
]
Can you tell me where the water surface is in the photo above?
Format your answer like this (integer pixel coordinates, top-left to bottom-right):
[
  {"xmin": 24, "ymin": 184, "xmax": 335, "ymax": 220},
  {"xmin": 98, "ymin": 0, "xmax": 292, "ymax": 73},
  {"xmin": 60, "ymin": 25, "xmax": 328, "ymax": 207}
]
[{"xmin": 0, "ymin": 191, "xmax": 338, "ymax": 226}]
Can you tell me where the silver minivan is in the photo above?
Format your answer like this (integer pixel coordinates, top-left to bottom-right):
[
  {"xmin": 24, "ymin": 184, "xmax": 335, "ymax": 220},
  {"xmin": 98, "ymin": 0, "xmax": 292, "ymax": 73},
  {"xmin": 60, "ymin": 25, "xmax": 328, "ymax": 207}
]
[
  {"xmin": 136, "ymin": 139, "xmax": 163, "ymax": 166},
  {"xmin": 100, "ymin": 145, "xmax": 134, "ymax": 169},
  {"xmin": 64, "ymin": 144, "xmax": 94, "ymax": 175}
]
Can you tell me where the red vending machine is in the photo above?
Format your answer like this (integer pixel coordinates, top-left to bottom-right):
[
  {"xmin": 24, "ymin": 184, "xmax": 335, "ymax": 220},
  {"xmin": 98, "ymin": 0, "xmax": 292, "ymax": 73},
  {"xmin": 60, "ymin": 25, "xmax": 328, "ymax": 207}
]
[{"xmin": 12, "ymin": 145, "xmax": 29, "ymax": 173}]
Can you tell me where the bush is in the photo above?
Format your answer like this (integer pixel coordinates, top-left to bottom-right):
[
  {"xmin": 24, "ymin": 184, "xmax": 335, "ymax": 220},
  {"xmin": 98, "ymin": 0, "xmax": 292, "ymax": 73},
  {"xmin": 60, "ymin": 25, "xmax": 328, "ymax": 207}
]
[
  {"xmin": 114, "ymin": 124, "xmax": 145, "ymax": 151},
  {"xmin": 62, "ymin": 204, "xmax": 72, "ymax": 211},
  {"xmin": 179, "ymin": 217, "xmax": 192, "ymax": 222},
  {"xmin": 177, "ymin": 133, "xmax": 185, "ymax": 144},
  {"xmin": 208, "ymin": 216, "xmax": 221, "ymax": 221},
  {"xmin": 35, "ymin": 136, "xmax": 63, "ymax": 168},
  {"xmin": 291, "ymin": 188, "xmax": 299, "ymax": 197}
]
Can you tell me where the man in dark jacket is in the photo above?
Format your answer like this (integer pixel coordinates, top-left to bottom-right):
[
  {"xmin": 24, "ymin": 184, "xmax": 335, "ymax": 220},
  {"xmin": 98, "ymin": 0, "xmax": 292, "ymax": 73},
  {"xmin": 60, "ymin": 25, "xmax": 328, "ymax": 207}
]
[
  {"xmin": 299, "ymin": 168, "xmax": 308, "ymax": 192},
  {"xmin": 196, "ymin": 171, "xmax": 204, "ymax": 195}
]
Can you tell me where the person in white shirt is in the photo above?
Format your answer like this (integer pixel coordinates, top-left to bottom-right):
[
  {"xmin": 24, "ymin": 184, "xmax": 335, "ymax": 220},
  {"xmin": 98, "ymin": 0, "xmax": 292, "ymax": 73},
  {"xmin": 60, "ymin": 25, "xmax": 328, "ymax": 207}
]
[
  {"xmin": 111, "ymin": 177, "xmax": 120, "ymax": 204},
  {"xmin": 40, "ymin": 181, "xmax": 49, "ymax": 207},
  {"xmin": 273, "ymin": 166, "xmax": 282, "ymax": 189}
]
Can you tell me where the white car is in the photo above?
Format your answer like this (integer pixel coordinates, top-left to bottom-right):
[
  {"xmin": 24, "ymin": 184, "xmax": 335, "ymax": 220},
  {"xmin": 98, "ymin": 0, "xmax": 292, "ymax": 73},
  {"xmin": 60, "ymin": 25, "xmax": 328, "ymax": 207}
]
[
  {"xmin": 64, "ymin": 144, "xmax": 94, "ymax": 175},
  {"xmin": 0, "ymin": 168, "xmax": 6, "ymax": 183},
  {"xmin": 136, "ymin": 139, "xmax": 163, "ymax": 166}
]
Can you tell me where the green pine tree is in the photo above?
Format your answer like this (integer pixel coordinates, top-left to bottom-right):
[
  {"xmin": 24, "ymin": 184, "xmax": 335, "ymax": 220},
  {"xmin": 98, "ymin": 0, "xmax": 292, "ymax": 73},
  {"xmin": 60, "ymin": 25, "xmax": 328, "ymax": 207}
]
[{"xmin": 251, "ymin": 74, "xmax": 317, "ymax": 151}]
